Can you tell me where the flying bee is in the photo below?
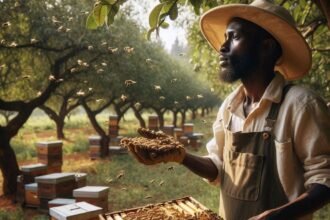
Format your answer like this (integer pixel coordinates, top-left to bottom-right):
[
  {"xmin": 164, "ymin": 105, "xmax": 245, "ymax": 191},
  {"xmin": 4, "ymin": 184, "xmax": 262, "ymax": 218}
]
[
  {"xmin": 159, "ymin": 180, "xmax": 164, "ymax": 186},
  {"xmin": 121, "ymin": 94, "xmax": 127, "ymax": 102},
  {"xmin": 30, "ymin": 38, "xmax": 38, "ymax": 44},
  {"xmin": 154, "ymin": 85, "xmax": 161, "ymax": 91},
  {"xmin": 168, "ymin": 166, "xmax": 174, "ymax": 171},
  {"xmin": 197, "ymin": 94, "xmax": 204, "ymax": 99},
  {"xmin": 125, "ymin": 80, "xmax": 137, "ymax": 87},
  {"xmin": 88, "ymin": 45, "xmax": 94, "ymax": 50},
  {"xmin": 144, "ymin": 195, "xmax": 152, "ymax": 199}
]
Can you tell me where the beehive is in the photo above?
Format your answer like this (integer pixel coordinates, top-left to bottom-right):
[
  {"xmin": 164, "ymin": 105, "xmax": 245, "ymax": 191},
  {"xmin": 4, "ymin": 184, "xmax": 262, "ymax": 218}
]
[
  {"xmin": 148, "ymin": 115, "xmax": 159, "ymax": 130},
  {"xmin": 174, "ymin": 128, "xmax": 184, "ymax": 140},
  {"xmin": 73, "ymin": 186, "xmax": 109, "ymax": 212},
  {"xmin": 36, "ymin": 141, "xmax": 63, "ymax": 167},
  {"xmin": 50, "ymin": 202, "xmax": 102, "ymax": 220},
  {"xmin": 100, "ymin": 196, "xmax": 221, "ymax": 220},
  {"xmin": 108, "ymin": 115, "xmax": 119, "ymax": 138},
  {"xmin": 162, "ymin": 125, "xmax": 174, "ymax": 136},
  {"xmin": 35, "ymin": 173, "xmax": 76, "ymax": 199},
  {"xmin": 66, "ymin": 172, "xmax": 87, "ymax": 189},
  {"xmin": 25, "ymin": 183, "xmax": 40, "ymax": 207},
  {"xmin": 89, "ymin": 136, "xmax": 101, "ymax": 159},
  {"xmin": 183, "ymin": 123, "xmax": 194, "ymax": 135},
  {"xmin": 21, "ymin": 163, "xmax": 47, "ymax": 183}
]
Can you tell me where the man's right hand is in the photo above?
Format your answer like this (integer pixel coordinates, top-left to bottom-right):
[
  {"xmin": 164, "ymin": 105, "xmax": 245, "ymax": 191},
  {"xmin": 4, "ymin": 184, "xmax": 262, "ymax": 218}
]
[{"xmin": 120, "ymin": 128, "xmax": 186, "ymax": 165}]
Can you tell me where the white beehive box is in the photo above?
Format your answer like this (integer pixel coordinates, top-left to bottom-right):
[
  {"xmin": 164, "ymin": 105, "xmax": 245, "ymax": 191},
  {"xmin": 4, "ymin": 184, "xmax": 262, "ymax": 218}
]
[
  {"xmin": 50, "ymin": 202, "xmax": 102, "ymax": 220},
  {"xmin": 73, "ymin": 186, "xmax": 108, "ymax": 198}
]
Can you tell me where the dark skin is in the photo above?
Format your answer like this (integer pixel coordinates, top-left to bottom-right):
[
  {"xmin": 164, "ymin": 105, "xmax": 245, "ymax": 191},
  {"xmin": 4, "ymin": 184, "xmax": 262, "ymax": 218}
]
[{"xmin": 182, "ymin": 18, "xmax": 330, "ymax": 219}]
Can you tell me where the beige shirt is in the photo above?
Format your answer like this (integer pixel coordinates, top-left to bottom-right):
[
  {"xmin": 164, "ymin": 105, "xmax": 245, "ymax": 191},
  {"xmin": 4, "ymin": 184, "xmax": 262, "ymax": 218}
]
[{"xmin": 206, "ymin": 73, "xmax": 330, "ymax": 219}]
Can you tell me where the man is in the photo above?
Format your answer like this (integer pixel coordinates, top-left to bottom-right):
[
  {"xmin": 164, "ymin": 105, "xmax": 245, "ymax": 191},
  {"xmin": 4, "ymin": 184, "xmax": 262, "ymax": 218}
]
[{"xmin": 123, "ymin": 0, "xmax": 330, "ymax": 219}]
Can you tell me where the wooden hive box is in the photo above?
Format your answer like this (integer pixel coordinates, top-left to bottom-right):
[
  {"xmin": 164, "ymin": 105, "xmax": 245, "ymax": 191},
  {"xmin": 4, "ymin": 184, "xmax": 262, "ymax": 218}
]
[
  {"xmin": 37, "ymin": 141, "xmax": 63, "ymax": 167},
  {"xmin": 174, "ymin": 128, "xmax": 183, "ymax": 140},
  {"xmin": 35, "ymin": 173, "xmax": 76, "ymax": 199},
  {"xmin": 148, "ymin": 115, "xmax": 159, "ymax": 130},
  {"xmin": 109, "ymin": 136, "xmax": 123, "ymax": 146},
  {"xmin": 88, "ymin": 135, "xmax": 101, "ymax": 146},
  {"xmin": 48, "ymin": 198, "xmax": 76, "ymax": 209},
  {"xmin": 36, "ymin": 140, "xmax": 63, "ymax": 155},
  {"xmin": 21, "ymin": 163, "xmax": 48, "ymax": 183},
  {"xmin": 46, "ymin": 165, "xmax": 62, "ymax": 174},
  {"xmin": 100, "ymin": 196, "xmax": 221, "ymax": 220},
  {"xmin": 50, "ymin": 201, "xmax": 102, "ymax": 220},
  {"xmin": 25, "ymin": 183, "xmax": 40, "ymax": 207},
  {"xmin": 109, "ymin": 115, "xmax": 119, "ymax": 126},
  {"xmin": 183, "ymin": 123, "xmax": 194, "ymax": 135},
  {"xmin": 66, "ymin": 172, "xmax": 88, "ymax": 189},
  {"xmin": 73, "ymin": 186, "xmax": 109, "ymax": 212},
  {"xmin": 162, "ymin": 125, "xmax": 174, "ymax": 136}
]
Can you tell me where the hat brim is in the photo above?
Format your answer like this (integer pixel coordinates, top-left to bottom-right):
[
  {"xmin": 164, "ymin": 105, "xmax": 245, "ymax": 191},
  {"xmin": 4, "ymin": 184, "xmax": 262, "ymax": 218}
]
[{"xmin": 200, "ymin": 4, "xmax": 312, "ymax": 80}]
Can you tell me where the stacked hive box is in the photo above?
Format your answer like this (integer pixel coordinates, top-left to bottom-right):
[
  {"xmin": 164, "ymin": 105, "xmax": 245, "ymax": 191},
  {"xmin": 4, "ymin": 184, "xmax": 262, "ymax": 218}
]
[
  {"xmin": 50, "ymin": 202, "xmax": 102, "ymax": 220},
  {"xmin": 89, "ymin": 136, "xmax": 101, "ymax": 159},
  {"xmin": 183, "ymin": 123, "xmax": 194, "ymax": 136},
  {"xmin": 148, "ymin": 115, "xmax": 159, "ymax": 131},
  {"xmin": 17, "ymin": 163, "xmax": 48, "ymax": 204},
  {"xmin": 21, "ymin": 163, "xmax": 48, "ymax": 183},
  {"xmin": 174, "ymin": 128, "xmax": 184, "ymax": 140},
  {"xmin": 108, "ymin": 115, "xmax": 126, "ymax": 154},
  {"xmin": 108, "ymin": 115, "xmax": 119, "ymax": 138},
  {"xmin": 35, "ymin": 173, "xmax": 76, "ymax": 212},
  {"xmin": 162, "ymin": 125, "xmax": 174, "ymax": 136},
  {"xmin": 25, "ymin": 183, "xmax": 40, "ymax": 207},
  {"xmin": 36, "ymin": 141, "xmax": 63, "ymax": 173},
  {"xmin": 73, "ymin": 186, "xmax": 109, "ymax": 212}
]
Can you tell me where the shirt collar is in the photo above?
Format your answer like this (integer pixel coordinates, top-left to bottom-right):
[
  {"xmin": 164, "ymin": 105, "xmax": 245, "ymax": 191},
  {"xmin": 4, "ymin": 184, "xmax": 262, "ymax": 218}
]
[{"xmin": 226, "ymin": 73, "xmax": 287, "ymax": 114}]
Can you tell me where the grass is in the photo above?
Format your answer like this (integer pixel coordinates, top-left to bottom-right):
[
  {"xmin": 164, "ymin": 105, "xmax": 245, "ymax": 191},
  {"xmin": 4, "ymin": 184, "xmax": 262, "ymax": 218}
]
[{"xmin": 0, "ymin": 110, "xmax": 329, "ymax": 219}]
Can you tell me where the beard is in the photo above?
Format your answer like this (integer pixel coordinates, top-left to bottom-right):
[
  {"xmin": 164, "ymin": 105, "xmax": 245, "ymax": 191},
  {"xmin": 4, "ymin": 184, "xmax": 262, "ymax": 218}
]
[{"xmin": 219, "ymin": 51, "xmax": 259, "ymax": 83}]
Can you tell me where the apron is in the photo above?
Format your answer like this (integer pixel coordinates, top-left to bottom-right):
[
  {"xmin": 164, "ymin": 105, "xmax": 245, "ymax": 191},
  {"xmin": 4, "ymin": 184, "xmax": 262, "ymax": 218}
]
[{"xmin": 220, "ymin": 86, "xmax": 292, "ymax": 220}]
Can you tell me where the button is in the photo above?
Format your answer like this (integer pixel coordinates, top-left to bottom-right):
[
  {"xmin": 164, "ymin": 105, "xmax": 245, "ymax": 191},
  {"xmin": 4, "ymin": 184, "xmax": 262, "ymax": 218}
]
[{"xmin": 263, "ymin": 132, "xmax": 270, "ymax": 140}]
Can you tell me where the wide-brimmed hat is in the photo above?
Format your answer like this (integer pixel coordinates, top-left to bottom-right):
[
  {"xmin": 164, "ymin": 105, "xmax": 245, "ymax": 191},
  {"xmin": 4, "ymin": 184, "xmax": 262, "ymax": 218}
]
[{"xmin": 200, "ymin": 0, "xmax": 311, "ymax": 80}]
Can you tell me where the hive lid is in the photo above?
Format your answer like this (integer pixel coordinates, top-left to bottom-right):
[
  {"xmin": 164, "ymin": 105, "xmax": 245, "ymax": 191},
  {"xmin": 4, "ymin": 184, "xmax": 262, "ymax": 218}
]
[
  {"xmin": 88, "ymin": 135, "xmax": 101, "ymax": 140},
  {"xmin": 49, "ymin": 198, "xmax": 76, "ymax": 205},
  {"xmin": 183, "ymin": 123, "xmax": 194, "ymax": 126},
  {"xmin": 21, "ymin": 163, "xmax": 47, "ymax": 172},
  {"xmin": 49, "ymin": 202, "xmax": 102, "ymax": 220},
  {"xmin": 25, "ymin": 183, "xmax": 38, "ymax": 191},
  {"xmin": 36, "ymin": 140, "xmax": 63, "ymax": 147},
  {"xmin": 73, "ymin": 186, "xmax": 109, "ymax": 198},
  {"xmin": 35, "ymin": 173, "xmax": 75, "ymax": 184}
]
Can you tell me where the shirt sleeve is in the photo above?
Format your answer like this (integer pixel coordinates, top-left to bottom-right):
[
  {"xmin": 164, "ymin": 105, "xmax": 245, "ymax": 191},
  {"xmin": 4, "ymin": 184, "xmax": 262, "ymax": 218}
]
[
  {"xmin": 203, "ymin": 107, "xmax": 226, "ymax": 185},
  {"xmin": 292, "ymin": 97, "xmax": 330, "ymax": 189}
]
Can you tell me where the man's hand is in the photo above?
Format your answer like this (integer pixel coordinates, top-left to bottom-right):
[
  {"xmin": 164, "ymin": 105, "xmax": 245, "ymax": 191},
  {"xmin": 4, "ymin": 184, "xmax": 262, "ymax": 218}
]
[
  {"xmin": 248, "ymin": 209, "xmax": 277, "ymax": 220},
  {"xmin": 120, "ymin": 128, "xmax": 186, "ymax": 165}
]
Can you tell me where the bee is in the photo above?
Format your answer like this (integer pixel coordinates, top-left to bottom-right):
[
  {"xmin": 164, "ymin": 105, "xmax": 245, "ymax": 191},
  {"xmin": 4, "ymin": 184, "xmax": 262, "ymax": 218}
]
[
  {"xmin": 101, "ymin": 62, "xmax": 107, "ymax": 66},
  {"xmin": 116, "ymin": 170, "xmax": 125, "ymax": 179},
  {"xmin": 9, "ymin": 42, "xmax": 17, "ymax": 47},
  {"xmin": 197, "ymin": 94, "xmax": 204, "ymax": 99},
  {"xmin": 134, "ymin": 102, "xmax": 141, "ymax": 109},
  {"xmin": 125, "ymin": 80, "xmax": 137, "ymax": 87},
  {"xmin": 106, "ymin": 178, "xmax": 113, "ymax": 183},
  {"xmin": 154, "ymin": 85, "xmax": 161, "ymax": 91},
  {"xmin": 30, "ymin": 38, "xmax": 38, "ymax": 44},
  {"xmin": 76, "ymin": 90, "xmax": 85, "ymax": 96},
  {"xmin": 52, "ymin": 16, "xmax": 61, "ymax": 24},
  {"xmin": 88, "ymin": 45, "xmax": 94, "ymax": 50},
  {"xmin": 121, "ymin": 94, "xmax": 127, "ymax": 102},
  {"xmin": 149, "ymin": 179, "xmax": 155, "ymax": 184},
  {"xmin": 159, "ymin": 180, "xmax": 164, "ymax": 186},
  {"xmin": 77, "ymin": 59, "xmax": 83, "ymax": 65},
  {"xmin": 144, "ymin": 195, "xmax": 152, "ymax": 199},
  {"xmin": 168, "ymin": 166, "xmax": 174, "ymax": 171}
]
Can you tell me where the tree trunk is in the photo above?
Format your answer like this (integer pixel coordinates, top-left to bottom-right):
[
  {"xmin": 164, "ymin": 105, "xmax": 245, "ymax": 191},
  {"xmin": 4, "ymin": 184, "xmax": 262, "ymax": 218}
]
[
  {"xmin": 132, "ymin": 106, "xmax": 146, "ymax": 128},
  {"xmin": 172, "ymin": 111, "xmax": 178, "ymax": 127},
  {"xmin": 55, "ymin": 117, "xmax": 65, "ymax": 139},
  {"xmin": 191, "ymin": 109, "xmax": 197, "ymax": 120},
  {"xmin": 100, "ymin": 135, "xmax": 110, "ymax": 157},
  {"xmin": 0, "ymin": 129, "xmax": 20, "ymax": 196},
  {"xmin": 180, "ymin": 110, "xmax": 186, "ymax": 127},
  {"xmin": 201, "ymin": 108, "xmax": 205, "ymax": 117},
  {"xmin": 155, "ymin": 109, "xmax": 164, "ymax": 128}
]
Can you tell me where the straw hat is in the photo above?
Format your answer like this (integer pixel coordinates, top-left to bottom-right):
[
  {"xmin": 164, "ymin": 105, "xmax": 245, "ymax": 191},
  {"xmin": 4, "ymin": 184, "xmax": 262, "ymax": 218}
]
[{"xmin": 200, "ymin": 0, "xmax": 311, "ymax": 80}]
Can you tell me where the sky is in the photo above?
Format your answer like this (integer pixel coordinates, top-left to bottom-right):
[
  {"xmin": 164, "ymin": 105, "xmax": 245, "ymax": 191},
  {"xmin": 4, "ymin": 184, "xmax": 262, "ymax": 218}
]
[{"xmin": 127, "ymin": 0, "xmax": 188, "ymax": 52}]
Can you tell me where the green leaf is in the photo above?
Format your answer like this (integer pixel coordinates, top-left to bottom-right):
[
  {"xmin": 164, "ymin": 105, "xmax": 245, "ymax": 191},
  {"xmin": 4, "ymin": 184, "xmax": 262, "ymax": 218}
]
[
  {"xmin": 189, "ymin": 0, "xmax": 202, "ymax": 15},
  {"xmin": 146, "ymin": 27, "xmax": 157, "ymax": 40},
  {"xmin": 169, "ymin": 3, "xmax": 178, "ymax": 20},
  {"xmin": 93, "ymin": 5, "xmax": 108, "ymax": 26},
  {"xmin": 86, "ymin": 13, "xmax": 98, "ymax": 30},
  {"xmin": 149, "ymin": 3, "xmax": 164, "ymax": 28},
  {"xmin": 160, "ymin": 21, "xmax": 169, "ymax": 29},
  {"xmin": 161, "ymin": 1, "xmax": 176, "ymax": 14}
]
